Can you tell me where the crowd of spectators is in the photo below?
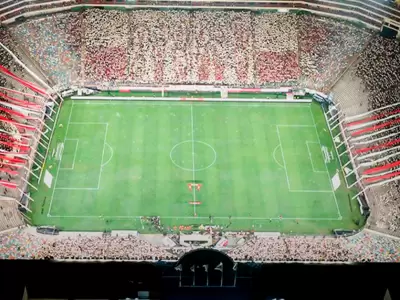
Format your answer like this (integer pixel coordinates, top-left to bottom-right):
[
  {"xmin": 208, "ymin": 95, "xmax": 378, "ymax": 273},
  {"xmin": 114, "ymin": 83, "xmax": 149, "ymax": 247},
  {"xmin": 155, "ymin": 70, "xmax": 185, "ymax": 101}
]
[
  {"xmin": 10, "ymin": 10, "xmax": 370, "ymax": 89},
  {"xmin": 0, "ymin": 229, "xmax": 43, "ymax": 259},
  {"xmin": 0, "ymin": 26, "xmax": 22, "ymax": 177},
  {"xmin": 0, "ymin": 26, "xmax": 17, "ymax": 88},
  {"xmin": 355, "ymin": 36, "xmax": 400, "ymax": 112},
  {"xmin": 229, "ymin": 235, "xmax": 351, "ymax": 262},
  {"xmin": 1, "ymin": 8, "xmax": 400, "ymax": 262},
  {"xmin": 229, "ymin": 232, "xmax": 400, "ymax": 262},
  {"xmin": 344, "ymin": 36, "xmax": 400, "ymax": 234},
  {"xmin": 11, "ymin": 12, "xmax": 82, "ymax": 90},
  {"xmin": 375, "ymin": 186, "xmax": 400, "ymax": 233},
  {"xmin": 1, "ymin": 229, "xmax": 399, "ymax": 262},
  {"xmin": 298, "ymin": 15, "xmax": 370, "ymax": 91},
  {"xmin": 38, "ymin": 234, "xmax": 176, "ymax": 260},
  {"xmin": 0, "ymin": 0, "xmax": 398, "ymax": 29}
]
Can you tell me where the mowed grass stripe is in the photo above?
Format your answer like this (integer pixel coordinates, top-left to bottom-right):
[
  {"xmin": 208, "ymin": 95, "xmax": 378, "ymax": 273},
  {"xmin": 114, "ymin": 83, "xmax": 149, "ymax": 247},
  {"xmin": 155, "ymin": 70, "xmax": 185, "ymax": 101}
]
[
  {"xmin": 258, "ymin": 110, "xmax": 281, "ymax": 217},
  {"xmin": 30, "ymin": 100, "xmax": 358, "ymax": 233}
]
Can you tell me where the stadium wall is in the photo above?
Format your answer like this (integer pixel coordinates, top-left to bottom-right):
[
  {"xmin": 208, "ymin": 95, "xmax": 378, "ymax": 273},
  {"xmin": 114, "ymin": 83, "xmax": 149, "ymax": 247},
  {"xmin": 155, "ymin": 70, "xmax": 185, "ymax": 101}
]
[
  {"xmin": 1, "ymin": 0, "xmax": 400, "ymax": 36},
  {"xmin": 72, "ymin": 85, "xmax": 315, "ymax": 102}
]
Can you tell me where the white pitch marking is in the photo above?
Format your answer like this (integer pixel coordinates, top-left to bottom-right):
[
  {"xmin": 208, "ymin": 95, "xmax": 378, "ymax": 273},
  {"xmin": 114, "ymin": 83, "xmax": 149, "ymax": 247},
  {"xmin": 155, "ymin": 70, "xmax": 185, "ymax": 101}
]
[
  {"xmin": 97, "ymin": 123, "xmax": 109, "ymax": 189},
  {"xmin": 272, "ymin": 145, "xmax": 284, "ymax": 169},
  {"xmin": 289, "ymin": 190, "xmax": 333, "ymax": 193},
  {"xmin": 55, "ymin": 187, "xmax": 98, "ymax": 190},
  {"xmin": 276, "ymin": 125, "xmax": 291, "ymax": 190},
  {"xmin": 101, "ymin": 143, "xmax": 114, "ymax": 167},
  {"xmin": 275, "ymin": 124, "xmax": 315, "ymax": 128},
  {"xmin": 60, "ymin": 139, "xmax": 79, "ymax": 170},
  {"xmin": 48, "ymin": 102, "xmax": 74, "ymax": 216},
  {"xmin": 309, "ymin": 106, "xmax": 342, "ymax": 218},
  {"xmin": 305, "ymin": 141, "xmax": 327, "ymax": 173},
  {"xmin": 190, "ymin": 104, "xmax": 197, "ymax": 217},
  {"xmin": 51, "ymin": 123, "xmax": 109, "ymax": 200},
  {"xmin": 69, "ymin": 122, "xmax": 108, "ymax": 125},
  {"xmin": 170, "ymin": 140, "xmax": 217, "ymax": 171}
]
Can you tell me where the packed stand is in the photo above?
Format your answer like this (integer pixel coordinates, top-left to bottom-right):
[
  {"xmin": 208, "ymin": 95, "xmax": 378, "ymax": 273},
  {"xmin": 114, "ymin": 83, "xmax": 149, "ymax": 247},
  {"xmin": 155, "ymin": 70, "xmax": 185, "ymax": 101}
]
[
  {"xmin": 298, "ymin": 15, "xmax": 371, "ymax": 91},
  {"xmin": 10, "ymin": 10, "xmax": 370, "ymax": 89},
  {"xmin": 228, "ymin": 232, "xmax": 400, "ymax": 262},
  {"xmin": 38, "ymin": 234, "xmax": 176, "ymax": 260},
  {"xmin": 1, "ymin": 229, "xmax": 399, "ymax": 262},
  {"xmin": 0, "ymin": 229, "xmax": 43, "ymax": 259},
  {"xmin": 128, "ymin": 10, "xmax": 190, "ymax": 84},
  {"xmin": 228, "ymin": 235, "xmax": 351, "ymax": 262},
  {"xmin": 0, "ymin": 26, "xmax": 20, "ymax": 88},
  {"xmin": 82, "ymin": 9, "xmax": 129, "ymax": 83},
  {"xmin": 0, "ymin": 26, "xmax": 24, "ymax": 204},
  {"xmin": 347, "ymin": 36, "xmax": 400, "ymax": 234},
  {"xmin": 345, "ymin": 231, "xmax": 400, "ymax": 261},
  {"xmin": 188, "ymin": 11, "xmax": 255, "ymax": 85},
  {"xmin": 11, "ymin": 12, "xmax": 82, "ymax": 90},
  {"xmin": 254, "ymin": 13, "xmax": 300, "ymax": 85},
  {"xmin": 355, "ymin": 36, "xmax": 400, "ymax": 112},
  {"xmin": 374, "ymin": 185, "xmax": 400, "ymax": 234},
  {"xmin": 84, "ymin": 10, "xmax": 369, "ymax": 87}
]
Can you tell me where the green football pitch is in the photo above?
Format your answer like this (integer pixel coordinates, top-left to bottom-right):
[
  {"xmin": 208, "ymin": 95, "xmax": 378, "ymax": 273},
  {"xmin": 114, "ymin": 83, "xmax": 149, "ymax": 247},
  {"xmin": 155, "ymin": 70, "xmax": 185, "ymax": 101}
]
[{"xmin": 30, "ymin": 100, "xmax": 362, "ymax": 234}]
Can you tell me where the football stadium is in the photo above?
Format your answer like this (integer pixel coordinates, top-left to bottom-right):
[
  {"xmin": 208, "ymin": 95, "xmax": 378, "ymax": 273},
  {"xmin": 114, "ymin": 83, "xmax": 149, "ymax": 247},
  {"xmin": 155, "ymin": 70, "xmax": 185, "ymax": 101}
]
[{"xmin": 0, "ymin": 0, "xmax": 400, "ymax": 265}]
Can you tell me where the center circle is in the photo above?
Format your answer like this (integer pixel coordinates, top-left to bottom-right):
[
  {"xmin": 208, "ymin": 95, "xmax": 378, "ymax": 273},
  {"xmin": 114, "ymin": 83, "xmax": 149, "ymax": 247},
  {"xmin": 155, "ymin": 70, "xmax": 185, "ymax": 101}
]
[{"xmin": 170, "ymin": 140, "xmax": 217, "ymax": 172}]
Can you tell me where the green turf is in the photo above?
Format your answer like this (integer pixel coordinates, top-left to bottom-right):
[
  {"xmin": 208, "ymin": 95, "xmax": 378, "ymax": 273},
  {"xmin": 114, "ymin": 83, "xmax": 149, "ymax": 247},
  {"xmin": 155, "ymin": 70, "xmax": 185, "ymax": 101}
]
[{"xmin": 30, "ymin": 100, "xmax": 362, "ymax": 234}]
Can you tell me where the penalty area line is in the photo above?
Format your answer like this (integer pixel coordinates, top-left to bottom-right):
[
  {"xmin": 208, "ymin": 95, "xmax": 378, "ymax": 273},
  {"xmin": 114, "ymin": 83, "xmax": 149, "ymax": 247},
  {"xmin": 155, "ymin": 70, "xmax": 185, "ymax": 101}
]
[
  {"xmin": 59, "ymin": 139, "xmax": 79, "ymax": 170},
  {"xmin": 309, "ymin": 106, "xmax": 342, "ymax": 219},
  {"xmin": 48, "ymin": 102, "xmax": 74, "ymax": 217},
  {"xmin": 305, "ymin": 141, "xmax": 328, "ymax": 173}
]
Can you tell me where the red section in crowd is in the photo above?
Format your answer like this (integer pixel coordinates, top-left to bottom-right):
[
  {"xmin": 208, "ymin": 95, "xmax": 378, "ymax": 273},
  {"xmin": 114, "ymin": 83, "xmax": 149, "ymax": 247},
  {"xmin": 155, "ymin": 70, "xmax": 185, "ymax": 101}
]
[
  {"xmin": 0, "ymin": 92, "xmax": 42, "ymax": 110},
  {"xmin": 0, "ymin": 64, "xmax": 48, "ymax": 97},
  {"xmin": 351, "ymin": 118, "xmax": 400, "ymax": 136},
  {"xmin": 0, "ymin": 180, "xmax": 17, "ymax": 189},
  {"xmin": 0, "ymin": 116, "xmax": 35, "ymax": 131},
  {"xmin": 354, "ymin": 137, "xmax": 400, "ymax": 154},
  {"xmin": 363, "ymin": 160, "xmax": 400, "ymax": 175},
  {"xmin": 365, "ymin": 170, "xmax": 400, "ymax": 183},
  {"xmin": 346, "ymin": 108, "xmax": 400, "ymax": 127},
  {"xmin": 0, "ymin": 168, "xmax": 18, "ymax": 176}
]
